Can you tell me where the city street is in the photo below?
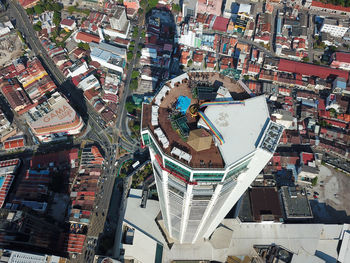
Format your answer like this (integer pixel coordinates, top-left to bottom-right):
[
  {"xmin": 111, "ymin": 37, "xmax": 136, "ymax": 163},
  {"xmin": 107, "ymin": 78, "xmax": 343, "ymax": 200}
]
[{"xmin": 4, "ymin": 2, "xmax": 138, "ymax": 262}]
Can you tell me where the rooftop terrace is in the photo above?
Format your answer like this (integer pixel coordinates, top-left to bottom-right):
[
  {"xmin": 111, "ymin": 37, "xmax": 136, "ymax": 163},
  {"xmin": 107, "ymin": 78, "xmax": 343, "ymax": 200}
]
[{"xmin": 142, "ymin": 72, "xmax": 255, "ymax": 169}]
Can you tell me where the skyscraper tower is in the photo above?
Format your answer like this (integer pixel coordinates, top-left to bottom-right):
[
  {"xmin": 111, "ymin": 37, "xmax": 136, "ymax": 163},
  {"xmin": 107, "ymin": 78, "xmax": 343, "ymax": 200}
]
[{"xmin": 141, "ymin": 72, "xmax": 283, "ymax": 244}]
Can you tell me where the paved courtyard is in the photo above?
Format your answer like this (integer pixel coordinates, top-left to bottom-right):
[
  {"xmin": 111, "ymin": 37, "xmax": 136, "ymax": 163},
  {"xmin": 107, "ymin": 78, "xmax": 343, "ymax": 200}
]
[{"xmin": 310, "ymin": 165, "xmax": 350, "ymax": 223}]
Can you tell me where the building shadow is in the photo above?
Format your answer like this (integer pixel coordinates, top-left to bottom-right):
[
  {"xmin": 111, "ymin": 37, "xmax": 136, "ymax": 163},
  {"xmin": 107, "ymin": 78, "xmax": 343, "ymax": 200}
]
[{"xmin": 310, "ymin": 199, "xmax": 350, "ymax": 224}]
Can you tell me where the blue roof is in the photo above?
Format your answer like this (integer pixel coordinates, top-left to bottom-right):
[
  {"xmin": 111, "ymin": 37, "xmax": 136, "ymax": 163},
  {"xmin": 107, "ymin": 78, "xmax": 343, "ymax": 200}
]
[{"xmin": 336, "ymin": 79, "xmax": 347, "ymax": 90}]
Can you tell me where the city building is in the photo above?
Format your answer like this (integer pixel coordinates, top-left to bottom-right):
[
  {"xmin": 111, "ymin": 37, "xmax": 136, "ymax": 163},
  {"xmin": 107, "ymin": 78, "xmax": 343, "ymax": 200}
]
[
  {"xmin": 105, "ymin": 5, "xmax": 130, "ymax": 39},
  {"xmin": 0, "ymin": 109, "xmax": 17, "ymax": 143},
  {"xmin": 0, "ymin": 249, "xmax": 67, "ymax": 263},
  {"xmin": 77, "ymin": 74, "xmax": 100, "ymax": 91},
  {"xmin": 15, "ymin": 58, "xmax": 57, "ymax": 103},
  {"xmin": 60, "ymin": 19, "xmax": 76, "ymax": 32},
  {"xmin": 24, "ymin": 92, "xmax": 85, "ymax": 142},
  {"xmin": 18, "ymin": 0, "xmax": 40, "ymax": 8},
  {"xmin": 0, "ymin": 159, "xmax": 20, "ymax": 208},
  {"xmin": 279, "ymin": 186, "xmax": 313, "ymax": 221},
  {"xmin": 197, "ymin": 0, "xmax": 222, "ymax": 16},
  {"xmin": 74, "ymin": 31, "xmax": 100, "ymax": 44},
  {"xmin": 89, "ymin": 42, "xmax": 126, "ymax": 74},
  {"xmin": 67, "ymin": 60, "xmax": 89, "ymax": 78},
  {"xmin": 320, "ymin": 18, "xmax": 349, "ymax": 38},
  {"xmin": 123, "ymin": 0, "xmax": 139, "ymax": 18},
  {"xmin": 141, "ymin": 72, "xmax": 284, "ymax": 244},
  {"xmin": 121, "ymin": 186, "xmax": 349, "ymax": 262},
  {"xmin": 0, "ymin": 209, "xmax": 63, "ymax": 255},
  {"xmin": 0, "ymin": 82, "xmax": 31, "ymax": 113},
  {"xmin": 331, "ymin": 52, "xmax": 350, "ymax": 71},
  {"xmin": 182, "ymin": 0, "xmax": 198, "ymax": 19},
  {"xmin": 109, "ymin": 5, "xmax": 129, "ymax": 31},
  {"xmin": 311, "ymin": 1, "xmax": 350, "ymax": 16}
]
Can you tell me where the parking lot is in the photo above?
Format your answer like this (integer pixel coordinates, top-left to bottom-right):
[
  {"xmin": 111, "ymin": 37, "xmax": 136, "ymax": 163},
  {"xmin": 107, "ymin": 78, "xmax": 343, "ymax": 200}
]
[{"xmin": 310, "ymin": 165, "xmax": 350, "ymax": 223}]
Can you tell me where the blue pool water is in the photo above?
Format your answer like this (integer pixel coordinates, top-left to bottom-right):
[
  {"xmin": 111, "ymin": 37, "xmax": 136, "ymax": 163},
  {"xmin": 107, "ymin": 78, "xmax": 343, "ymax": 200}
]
[
  {"xmin": 0, "ymin": 176, "xmax": 5, "ymax": 189},
  {"xmin": 176, "ymin": 96, "xmax": 191, "ymax": 114}
]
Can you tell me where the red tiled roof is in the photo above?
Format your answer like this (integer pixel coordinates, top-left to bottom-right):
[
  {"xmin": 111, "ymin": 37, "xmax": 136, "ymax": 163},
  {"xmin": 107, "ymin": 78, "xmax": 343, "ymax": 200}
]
[
  {"xmin": 18, "ymin": 0, "xmax": 39, "ymax": 8},
  {"xmin": 325, "ymin": 119, "xmax": 347, "ymax": 129},
  {"xmin": 89, "ymin": 61, "xmax": 100, "ymax": 69},
  {"xmin": 278, "ymin": 59, "xmax": 349, "ymax": 81},
  {"xmin": 334, "ymin": 52, "xmax": 350, "ymax": 63},
  {"xmin": 311, "ymin": 1, "xmax": 350, "ymax": 12},
  {"xmin": 212, "ymin": 17, "xmax": 229, "ymax": 32},
  {"xmin": 301, "ymin": 152, "xmax": 314, "ymax": 165},
  {"xmin": 4, "ymin": 138, "xmax": 25, "ymax": 150},
  {"xmin": 114, "ymin": 37, "xmax": 130, "ymax": 46},
  {"xmin": 75, "ymin": 32, "xmax": 100, "ymax": 43},
  {"xmin": 207, "ymin": 62, "xmax": 215, "ymax": 68},
  {"xmin": 84, "ymin": 88, "xmax": 99, "ymax": 101},
  {"xmin": 61, "ymin": 19, "xmax": 75, "ymax": 27},
  {"xmin": 103, "ymin": 93, "xmax": 119, "ymax": 103}
]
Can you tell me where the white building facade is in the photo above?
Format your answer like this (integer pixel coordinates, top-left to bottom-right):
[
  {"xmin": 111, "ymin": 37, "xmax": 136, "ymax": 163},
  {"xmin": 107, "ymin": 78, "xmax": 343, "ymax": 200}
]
[
  {"xmin": 141, "ymin": 80, "xmax": 284, "ymax": 244},
  {"xmin": 320, "ymin": 20, "xmax": 349, "ymax": 38}
]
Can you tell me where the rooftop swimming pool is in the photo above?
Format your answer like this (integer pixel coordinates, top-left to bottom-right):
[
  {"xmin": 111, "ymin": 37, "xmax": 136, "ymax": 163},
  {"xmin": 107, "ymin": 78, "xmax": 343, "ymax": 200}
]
[{"xmin": 0, "ymin": 176, "xmax": 4, "ymax": 189}]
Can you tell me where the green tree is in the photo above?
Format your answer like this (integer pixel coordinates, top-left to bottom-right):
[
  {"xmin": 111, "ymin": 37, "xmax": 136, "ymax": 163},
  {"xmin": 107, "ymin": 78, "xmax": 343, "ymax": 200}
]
[
  {"xmin": 127, "ymin": 51, "xmax": 133, "ymax": 61},
  {"xmin": 26, "ymin": 7, "xmax": 34, "ymax": 15},
  {"xmin": 131, "ymin": 70, "xmax": 139, "ymax": 79},
  {"xmin": 130, "ymin": 79, "xmax": 138, "ymax": 90},
  {"xmin": 78, "ymin": 42, "xmax": 90, "ymax": 50},
  {"xmin": 132, "ymin": 27, "xmax": 139, "ymax": 38},
  {"xmin": 141, "ymin": 30, "xmax": 146, "ymax": 39},
  {"xmin": 311, "ymin": 176, "xmax": 318, "ymax": 186},
  {"xmin": 126, "ymin": 101, "xmax": 136, "ymax": 113},
  {"xmin": 140, "ymin": 0, "xmax": 147, "ymax": 8},
  {"xmin": 172, "ymin": 3, "xmax": 181, "ymax": 12},
  {"xmin": 148, "ymin": 0, "xmax": 158, "ymax": 9},
  {"xmin": 302, "ymin": 57, "xmax": 309, "ymax": 62},
  {"xmin": 133, "ymin": 124, "xmax": 140, "ymax": 132},
  {"xmin": 33, "ymin": 24, "xmax": 42, "ymax": 31},
  {"xmin": 52, "ymin": 2, "xmax": 62, "ymax": 11},
  {"xmin": 53, "ymin": 11, "xmax": 61, "ymax": 27},
  {"xmin": 67, "ymin": 6, "xmax": 75, "ymax": 14},
  {"xmin": 187, "ymin": 59, "xmax": 193, "ymax": 67},
  {"xmin": 329, "ymin": 108, "xmax": 337, "ymax": 118},
  {"xmin": 34, "ymin": 4, "xmax": 44, "ymax": 14}
]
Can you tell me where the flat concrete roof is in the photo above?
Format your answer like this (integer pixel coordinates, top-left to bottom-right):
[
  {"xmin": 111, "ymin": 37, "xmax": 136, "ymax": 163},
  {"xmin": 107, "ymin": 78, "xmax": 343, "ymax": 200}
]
[
  {"xmin": 29, "ymin": 96, "xmax": 77, "ymax": 129},
  {"xmin": 122, "ymin": 193, "xmax": 349, "ymax": 262},
  {"xmin": 199, "ymin": 95, "xmax": 270, "ymax": 166},
  {"xmin": 124, "ymin": 189, "xmax": 166, "ymax": 245}
]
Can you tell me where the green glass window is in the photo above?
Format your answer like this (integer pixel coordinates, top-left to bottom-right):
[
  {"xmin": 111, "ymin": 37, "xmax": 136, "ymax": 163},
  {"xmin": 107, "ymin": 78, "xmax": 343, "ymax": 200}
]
[
  {"xmin": 226, "ymin": 159, "xmax": 250, "ymax": 179},
  {"xmin": 142, "ymin": 133, "xmax": 150, "ymax": 145},
  {"xmin": 193, "ymin": 172, "xmax": 224, "ymax": 181},
  {"xmin": 165, "ymin": 159, "xmax": 191, "ymax": 178}
]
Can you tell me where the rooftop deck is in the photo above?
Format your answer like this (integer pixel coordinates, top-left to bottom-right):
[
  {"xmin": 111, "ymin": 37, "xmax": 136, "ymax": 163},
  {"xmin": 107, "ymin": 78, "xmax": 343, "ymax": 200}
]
[{"xmin": 142, "ymin": 72, "xmax": 250, "ymax": 169}]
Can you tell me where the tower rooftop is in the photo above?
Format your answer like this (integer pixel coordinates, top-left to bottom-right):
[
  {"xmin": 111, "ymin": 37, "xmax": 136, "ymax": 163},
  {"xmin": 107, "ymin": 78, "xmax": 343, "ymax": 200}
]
[
  {"xmin": 141, "ymin": 71, "xmax": 269, "ymax": 169},
  {"xmin": 199, "ymin": 95, "xmax": 270, "ymax": 165}
]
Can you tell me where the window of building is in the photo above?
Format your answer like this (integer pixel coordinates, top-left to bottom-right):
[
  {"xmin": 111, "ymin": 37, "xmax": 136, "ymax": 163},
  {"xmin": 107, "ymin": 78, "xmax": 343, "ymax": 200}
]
[{"xmin": 165, "ymin": 159, "xmax": 191, "ymax": 178}]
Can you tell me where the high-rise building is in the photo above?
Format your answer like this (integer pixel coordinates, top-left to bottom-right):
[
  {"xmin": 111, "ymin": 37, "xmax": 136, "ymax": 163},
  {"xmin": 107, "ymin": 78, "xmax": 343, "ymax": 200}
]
[{"xmin": 141, "ymin": 72, "xmax": 284, "ymax": 244}]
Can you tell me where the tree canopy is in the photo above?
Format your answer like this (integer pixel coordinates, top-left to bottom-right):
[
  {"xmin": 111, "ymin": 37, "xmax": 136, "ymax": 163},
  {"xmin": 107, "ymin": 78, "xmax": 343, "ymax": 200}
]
[{"xmin": 34, "ymin": 4, "xmax": 44, "ymax": 14}]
